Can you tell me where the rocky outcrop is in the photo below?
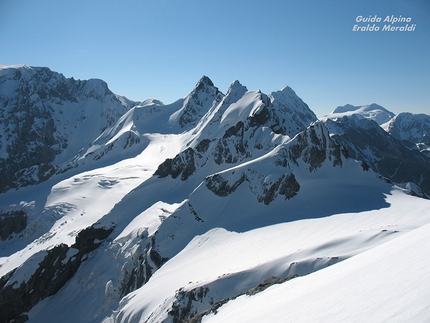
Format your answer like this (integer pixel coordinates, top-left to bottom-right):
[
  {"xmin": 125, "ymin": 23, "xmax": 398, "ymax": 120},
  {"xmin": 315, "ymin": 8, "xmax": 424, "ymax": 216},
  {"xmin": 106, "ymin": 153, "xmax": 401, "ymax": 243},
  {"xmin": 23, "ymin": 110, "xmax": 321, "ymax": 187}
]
[
  {"xmin": 0, "ymin": 225, "xmax": 113, "ymax": 323},
  {"xmin": 288, "ymin": 122, "xmax": 345, "ymax": 171},
  {"xmin": 0, "ymin": 210, "xmax": 27, "ymax": 241},
  {"xmin": 205, "ymin": 171, "xmax": 300, "ymax": 205},
  {"xmin": 205, "ymin": 173, "xmax": 246, "ymax": 197},
  {"xmin": 205, "ymin": 122, "xmax": 347, "ymax": 205},
  {"xmin": 170, "ymin": 274, "xmax": 298, "ymax": 323},
  {"xmin": 154, "ymin": 148, "xmax": 196, "ymax": 180},
  {"xmin": 178, "ymin": 76, "xmax": 223, "ymax": 129},
  {"xmin": 257, "ymin": 173, "xmax": 300, "ymax": 205},
  {"xmin": 169, "ymin": 286, "xmax": 210, "ymax": 323},
  {"xmin": 213, "ymin": 121, "xmax": 250, "ymax": 165}
]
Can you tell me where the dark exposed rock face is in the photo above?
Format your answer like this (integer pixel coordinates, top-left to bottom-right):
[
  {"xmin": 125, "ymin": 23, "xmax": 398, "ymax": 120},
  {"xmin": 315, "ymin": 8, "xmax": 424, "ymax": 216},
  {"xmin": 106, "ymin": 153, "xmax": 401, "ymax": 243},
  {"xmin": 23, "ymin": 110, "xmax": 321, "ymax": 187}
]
[
  {"xmin": 179, "ymin": 76, "xmax": 223, "ymax": 129},
  {"xmin": 169, "ymin": 286, "xmax": 210, "ymax": 323},
  {"xmin": 154, "ymin": 148, "xmax": 196, "ymax": 180},
  {"xmin": 204, "ymin": 122, "xmax": 347, "ymax": 205},
  {"xmin": 0, "ymin": 225, "xmax": 113, "ymax": 323},
  {"xmin": 0, "ymin": 93, "xmax": 58, "ymax": 192},
  {"xmin": 205, "ymin": 171, "xmax": 300, "ymax": 205},
  {"xmin": 173, "ymin": 274, "xmax": 298, "ymax": 323},
  {"xmin": 195, "ymin": 139, "xmax": 211, "ymax": 154},
  {"xmin": 289, "ymin": 122, "xmax": 345, "ymax": 172},
  {"xmin": 149, "ymin": 243, "xmax": 169, "ymax": 268},
  {"xmin": 206, "ymin": 174, "xmax": 300, "ymax": 205},
  {"xmin": 258, "ymin": 173, "xmax": 300, "ymax": 205},
  {"xmin": 0, "ymin": 210, "xmax": 27, "ymax": 241},
  {"xmin": 214, "ymin": 121, "xmax": 250, "ymax": 165},
  {"xmin": 324, "ymin": 116, "xmax": 430, "ymax": 197},
  {"xmin": 205, "ymin": 173, "xmax": 246, "ymax": 197}
]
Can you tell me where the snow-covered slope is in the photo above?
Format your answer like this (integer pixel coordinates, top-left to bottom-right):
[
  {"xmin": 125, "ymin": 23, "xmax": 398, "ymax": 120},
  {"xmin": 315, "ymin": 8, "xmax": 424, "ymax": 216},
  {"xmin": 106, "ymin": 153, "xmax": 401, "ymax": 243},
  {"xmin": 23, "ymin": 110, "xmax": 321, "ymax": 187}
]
[
  {"xmin": 201, "ymin": 211, "xmax": 430, "ymax": 323},
  {"xmin": 1, "ymin": 66, "xmax": 429, "ymax": 323}
]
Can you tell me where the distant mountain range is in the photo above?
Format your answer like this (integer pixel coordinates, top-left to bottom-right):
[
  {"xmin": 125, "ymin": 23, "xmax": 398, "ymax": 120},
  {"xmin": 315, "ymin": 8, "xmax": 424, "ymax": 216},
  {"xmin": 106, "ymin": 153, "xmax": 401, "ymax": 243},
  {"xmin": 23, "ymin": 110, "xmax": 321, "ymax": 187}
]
[{"xmin": 1, "ymin": 65, "xmax": 429, "ymax": 323}]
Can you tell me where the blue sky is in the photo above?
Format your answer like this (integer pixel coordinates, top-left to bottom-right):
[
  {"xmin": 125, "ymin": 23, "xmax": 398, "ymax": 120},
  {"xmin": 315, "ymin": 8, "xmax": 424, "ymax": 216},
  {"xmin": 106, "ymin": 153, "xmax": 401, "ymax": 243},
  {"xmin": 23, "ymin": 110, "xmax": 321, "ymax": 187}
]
[{"xmin": 1, "ymin": 0, "xmax": 429, "ymax": 117}]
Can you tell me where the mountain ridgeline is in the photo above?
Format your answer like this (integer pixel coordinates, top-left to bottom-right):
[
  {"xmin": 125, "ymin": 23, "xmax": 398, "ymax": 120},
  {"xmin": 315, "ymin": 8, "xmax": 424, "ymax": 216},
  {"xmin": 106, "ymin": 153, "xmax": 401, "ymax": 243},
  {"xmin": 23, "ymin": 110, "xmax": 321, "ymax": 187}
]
[{"xmin": 0, "ymin": 65, "xmax": 429, "ymax": 323}]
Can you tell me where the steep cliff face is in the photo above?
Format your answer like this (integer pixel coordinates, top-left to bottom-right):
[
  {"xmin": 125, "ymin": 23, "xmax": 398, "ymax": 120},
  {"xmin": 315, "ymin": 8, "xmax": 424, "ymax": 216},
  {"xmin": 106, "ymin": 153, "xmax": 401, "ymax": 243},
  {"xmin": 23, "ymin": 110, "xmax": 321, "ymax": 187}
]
[{"xmin": 0, "ymin": 209, "xmax": 27, "ymax": 241}]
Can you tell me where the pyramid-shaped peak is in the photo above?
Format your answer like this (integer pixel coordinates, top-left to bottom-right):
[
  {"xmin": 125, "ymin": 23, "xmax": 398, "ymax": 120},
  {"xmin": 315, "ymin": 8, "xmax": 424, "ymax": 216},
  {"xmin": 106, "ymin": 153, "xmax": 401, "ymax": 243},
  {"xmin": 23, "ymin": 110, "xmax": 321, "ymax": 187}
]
[
  {"xmin": 229, "ymin": 80, "xmax": 245, "ymax": 90},
  {"xmin": 230, "ymin": 80, "xmax": 242, "ymax": 87},
  {"xmin": 226, "ymin": 80, "xmax": 248, "ymax": 95},
  {"xmin": 195, "ymin": 75, "xmax": 215, "ymax": 89}
]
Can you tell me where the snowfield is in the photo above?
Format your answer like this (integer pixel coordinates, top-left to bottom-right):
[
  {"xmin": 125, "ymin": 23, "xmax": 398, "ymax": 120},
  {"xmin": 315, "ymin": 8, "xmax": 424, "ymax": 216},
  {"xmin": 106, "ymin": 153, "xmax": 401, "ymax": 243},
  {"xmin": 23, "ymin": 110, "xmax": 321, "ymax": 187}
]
[{"xmin": 202, "ymin": 215, "xmax": 430, "ymax": 323}]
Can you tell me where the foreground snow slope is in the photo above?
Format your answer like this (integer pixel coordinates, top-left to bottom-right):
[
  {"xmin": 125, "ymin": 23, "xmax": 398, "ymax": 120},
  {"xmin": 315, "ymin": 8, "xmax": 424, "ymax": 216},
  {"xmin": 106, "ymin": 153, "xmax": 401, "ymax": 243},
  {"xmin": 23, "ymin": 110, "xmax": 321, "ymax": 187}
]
[
  {"xmin": 202, "ymin": 207, "xmax": 430, "ymax": 323},
  {"xmin": 104, "ymin": 188, "xmax": 430, "ymax": 323}
]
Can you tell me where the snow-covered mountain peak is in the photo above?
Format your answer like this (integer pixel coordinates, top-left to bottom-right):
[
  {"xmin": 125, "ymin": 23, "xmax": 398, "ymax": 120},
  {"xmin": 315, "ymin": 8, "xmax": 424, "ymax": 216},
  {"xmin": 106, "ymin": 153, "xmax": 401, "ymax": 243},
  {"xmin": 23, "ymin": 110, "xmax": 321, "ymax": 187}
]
[
  {"xmin": 195, "ymin": 75, "xmax": 215, "ymax": 89},
  {"xmin": 227, "ymin": 80, "xmax": 247, "ymax": 93},
  {"xmin": 279, "ymin": 85, "xmax": 297, "ymax": 95},
  {"xmin": 382, "ymin": 112, "xmax": 430, "ymax": 156},
  {"xmin": 139, "ymin": 97, "xmax": 165, "ymax": 107},
  {"xmin": 382, "ymin": 112, "xmax": 430, "ymax": 141},
  {"xmin": 0, "ymin": 65, "xmax": 136, "ymax": 192},
  {"xmin": 0, "ymin": 64, "xmax": 33, "ymax": 78},
  {"xmin": 332, "ymin": 103, "xmax": 358, "ymax": 114},
  {"xmin": 324, "ymin": 103, "xmax": 395, "ymax": 125},
  {"xmin": 167, "ymin": 76, "xmax": 224, "ymax": 130}
]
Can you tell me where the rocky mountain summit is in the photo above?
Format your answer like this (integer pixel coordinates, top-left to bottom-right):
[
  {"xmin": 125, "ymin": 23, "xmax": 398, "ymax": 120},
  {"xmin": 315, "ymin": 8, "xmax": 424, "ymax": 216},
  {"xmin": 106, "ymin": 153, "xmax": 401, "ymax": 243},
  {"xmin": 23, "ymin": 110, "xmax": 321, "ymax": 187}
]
[
  {"xmin": 0, "ymin": 65, "xmax": 137, "ymax": 193},
  {"xmin": 383, "ymin": 112, "xmax": 430, "ymax": 156},
  {"xmin": 0, "ymin": 65, "xmax": 429, "ymax": 323}
]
